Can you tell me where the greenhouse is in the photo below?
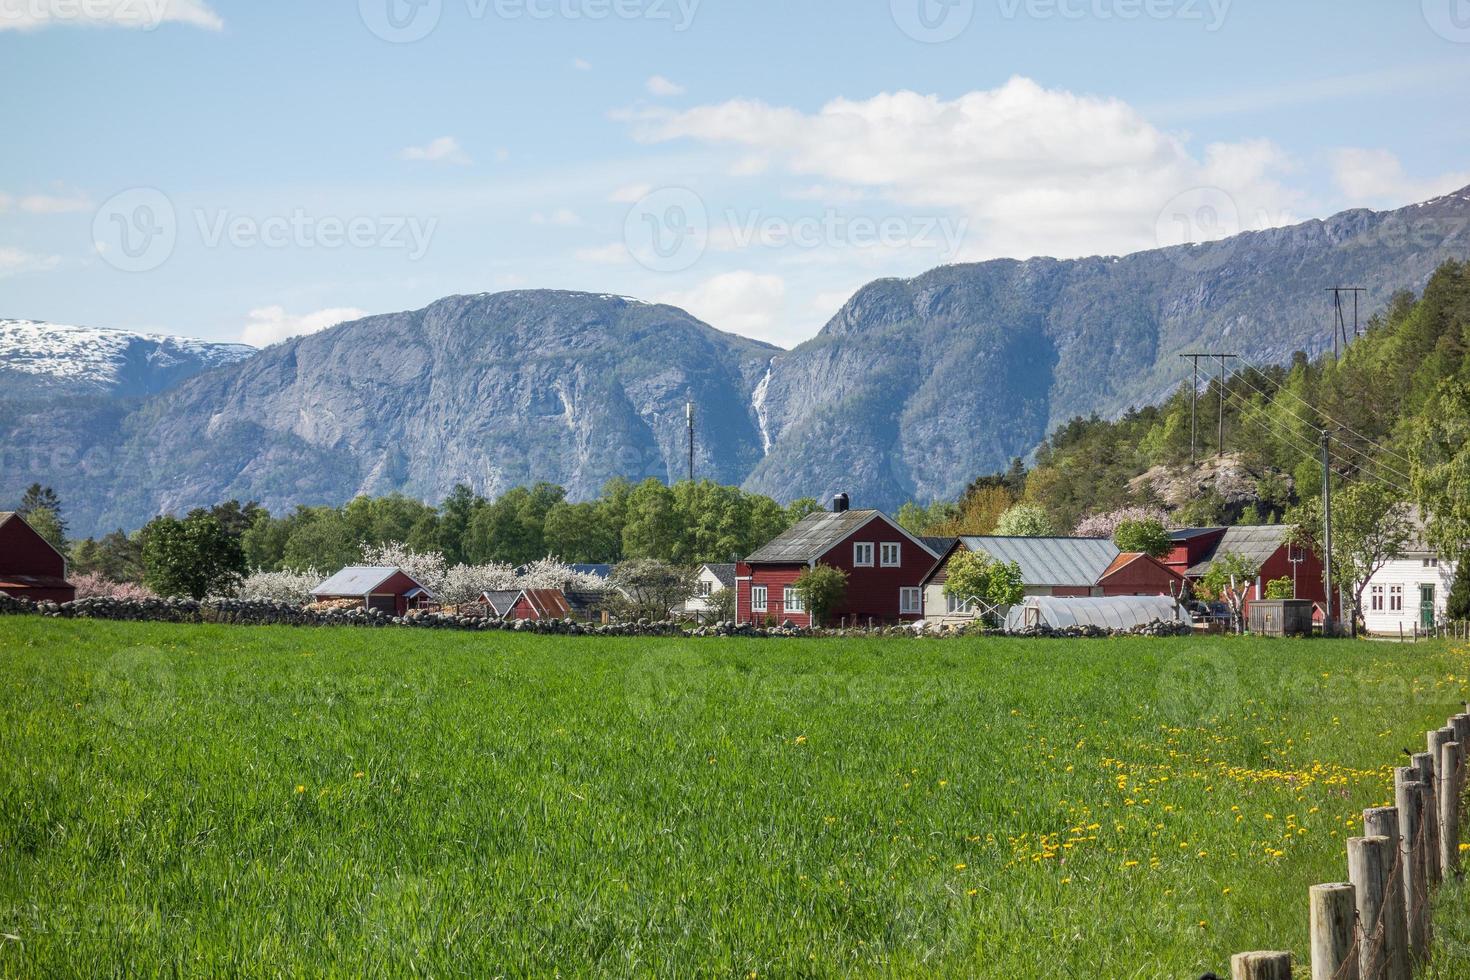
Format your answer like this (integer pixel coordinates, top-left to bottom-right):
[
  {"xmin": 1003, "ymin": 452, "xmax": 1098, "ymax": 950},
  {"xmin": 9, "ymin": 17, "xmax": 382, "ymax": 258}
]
[{"xmin": 1004, "ymin": 595, "xmax": 1190, "ymax": 633}]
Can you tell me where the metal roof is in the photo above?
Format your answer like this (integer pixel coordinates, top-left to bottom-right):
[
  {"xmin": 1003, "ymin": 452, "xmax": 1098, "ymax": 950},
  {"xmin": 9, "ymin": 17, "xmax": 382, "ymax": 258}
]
[
  {"xmin": 921, "ymin": 536, "xmax": 959, "ymax": 556},
  {"xmin": 960, "ymin": 536, "xmax": 1120, "ymax": 588},
  {"xmin": 1185, "ymin": 525, "xmax": 1292, "ymax": 577},
  {"xmin": 570, "ymin": 564, "xmax": 612, "ymax": 579},
  {"xmin": 480, "ymin": 590, "xmax": 524, "ymax": 617},
  {"xmin": 701, "ymin": 563, "xmax": 737, "ymax": 587},
  {"xmin": 313, "ymin": 566, "xmax": 411, "ymax": 596},
  {"xmin": 747, "ymin": 509, "xmax": 936, "ymax": 563}
]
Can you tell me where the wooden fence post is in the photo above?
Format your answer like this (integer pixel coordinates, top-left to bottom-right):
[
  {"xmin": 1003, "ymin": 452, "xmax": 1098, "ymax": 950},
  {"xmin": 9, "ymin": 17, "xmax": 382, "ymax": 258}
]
[
  {"xmin": 1231, "ymin": 951, "xmax": 1292, "ymax": 980},
  {"xmin": 1362, "ymin": 808, "xmax": 1411, "ymax": 980},
  {"xmin": 1349, "ymin": 835, "xmax": 1393, "ymax": 980},
  {"xmin": 1310, "ymin": 883, "xmax": 1358, "ymax": 980},
  {"xmin": 1392, "ymin": 775, "xmax": 1431, "ymax": 960},
  {"xmin": 1453, "ymin": 715, "xmax": 1470, "ymax": 775},
  {"xmin": 1441, "ymin": 741, "xmax": 1462, "ymax": 878}
]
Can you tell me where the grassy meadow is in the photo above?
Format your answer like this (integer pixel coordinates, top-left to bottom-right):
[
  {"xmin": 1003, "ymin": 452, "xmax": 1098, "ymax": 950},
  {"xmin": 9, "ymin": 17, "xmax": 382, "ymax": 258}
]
[{"xmin": 1, "ymin": 618, "xmax": 1468, "ymax": 978}]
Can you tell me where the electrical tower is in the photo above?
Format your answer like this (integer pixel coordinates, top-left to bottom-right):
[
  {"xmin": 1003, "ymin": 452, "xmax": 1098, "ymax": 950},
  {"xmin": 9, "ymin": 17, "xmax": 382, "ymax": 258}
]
[
  {"xmin": 1180, "ymin": 352, "xmax": 1238, "ymax": 460},
  {"xmin": 686, "ymin": 399, "xmax": 695, "ymax": 484},
  {"xmin": 1327, "ymin": 287, "xmax": 1366, "ymax": 359}
]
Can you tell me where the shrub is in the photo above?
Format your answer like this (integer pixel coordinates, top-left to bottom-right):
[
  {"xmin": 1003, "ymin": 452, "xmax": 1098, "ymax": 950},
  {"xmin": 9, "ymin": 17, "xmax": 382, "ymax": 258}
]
[
  {"xmin": 71, "ymin": 572, "xmax": 157, "ymax": 601},
  {"xmin": 793, "ymin": 564, "xmax": 848, "ymax": 627},
  {"xmin": 236, "ymin": 568, "xmax": 322, "ymax": 605}
]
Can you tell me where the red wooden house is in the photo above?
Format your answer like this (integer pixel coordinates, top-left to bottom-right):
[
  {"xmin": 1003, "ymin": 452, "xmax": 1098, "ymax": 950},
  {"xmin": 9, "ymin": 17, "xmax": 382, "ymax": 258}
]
[
  {"xmin": 311, "ymin": 566, "xmax": 434, "ymax": 615},
  {"xmin": 1164, "ymin": 526, "xmax": 1333, "ymax": 619},
  {"xmin": 1097, "ymin": 552, "xmax": 1188, "ymax": 598},
  {"xmin": 0, "ymin": 511, "xmax": 76, "ymax": 603},
  {"xmin": 480, "ymin": 588, "xmax": 571, "ymax": 621},
  {"xmin": 737, "ymin": 498, "xmax": 942, "ymax": 627}
]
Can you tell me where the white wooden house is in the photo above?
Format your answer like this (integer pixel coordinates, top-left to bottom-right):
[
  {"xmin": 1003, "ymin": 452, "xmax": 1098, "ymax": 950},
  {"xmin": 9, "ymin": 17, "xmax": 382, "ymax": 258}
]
[
  {"xmin": 683, "ymin": 563, "xmax": 736, "ymax": 620},
  {"xmin": 1363, "ymin": 509, "xmax": 1459, "ymax": 634}
]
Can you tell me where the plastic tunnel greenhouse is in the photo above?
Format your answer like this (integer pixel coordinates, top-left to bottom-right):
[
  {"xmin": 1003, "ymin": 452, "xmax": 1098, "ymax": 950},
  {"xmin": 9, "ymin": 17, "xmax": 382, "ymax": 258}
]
[{"xmin": 1003, "ymin": 595, "xmax": 1190, "ymax": 633}]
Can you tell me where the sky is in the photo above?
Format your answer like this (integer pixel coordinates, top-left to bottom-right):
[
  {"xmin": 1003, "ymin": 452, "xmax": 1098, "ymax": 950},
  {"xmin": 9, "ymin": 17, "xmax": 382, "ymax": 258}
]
[{"xmin": 2, "ymin": 0, "xmax": 1469, "ymax": 350}]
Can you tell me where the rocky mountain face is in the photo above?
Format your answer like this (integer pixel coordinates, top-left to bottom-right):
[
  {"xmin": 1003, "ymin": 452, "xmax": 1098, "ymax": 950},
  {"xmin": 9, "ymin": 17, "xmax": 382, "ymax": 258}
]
[
  {"xmin": 3, "ymin": 292, "xmax": 777, "ymax": 533},
  {"xmin": 745, "ymin": 186, "xmax": 1470, "ymax": 508},
  {"xmin": 4, "ymin": 188, "xmax": 1469, "ymax": 536},
  {"xmin": 0, "ymin": 320, "xmax": 255, "ymax": 399}
]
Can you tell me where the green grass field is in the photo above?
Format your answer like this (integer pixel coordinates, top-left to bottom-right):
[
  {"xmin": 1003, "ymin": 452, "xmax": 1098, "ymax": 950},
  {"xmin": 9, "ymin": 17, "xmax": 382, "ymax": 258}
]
[{"xmin": 1, "ymin": 618, "xmax": 1467, "ymax": 978}]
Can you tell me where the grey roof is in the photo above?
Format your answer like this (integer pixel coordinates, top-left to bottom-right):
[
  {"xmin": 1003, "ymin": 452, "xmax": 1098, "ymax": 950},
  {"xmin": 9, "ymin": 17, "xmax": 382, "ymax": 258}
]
[
  {"xmin": 1185, "ymin": 525, "xmax": 1292, "ymax": 577},
  {"xmin": 960, "ymin": 536, "xmax": 1120, "ymax": 588},
  {"xmin": 922, "ymin": 536, "xmax": 960, "ymax": 556},
  {"xmin": 747, "ymin": 509, "xmax": 936, "ymax": 563},
  {"xmin": 480, "ymin": 590, "xmax": 524, "ymax": 616},
  {"xmin": 570, "ymin": 564, "xmax": 613, "ymax": 579},
  {"xmin": 313, "ymin": 566, "xmax": 417, "ymax": 597},
  {"xmin": 702, "ymin": 563, "xmax": 737, "ymax": 587}
]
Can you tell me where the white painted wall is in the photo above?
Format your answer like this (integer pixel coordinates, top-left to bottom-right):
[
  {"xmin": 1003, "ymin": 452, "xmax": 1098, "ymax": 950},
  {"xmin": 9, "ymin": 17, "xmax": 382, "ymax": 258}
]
[
  {"xmin": 684, "ymin": 565, "xmax": 731, "ymax": 617},
  {"xmin": 1362, "ymin": 553, "xmax": 1457, "ymax": 634}
]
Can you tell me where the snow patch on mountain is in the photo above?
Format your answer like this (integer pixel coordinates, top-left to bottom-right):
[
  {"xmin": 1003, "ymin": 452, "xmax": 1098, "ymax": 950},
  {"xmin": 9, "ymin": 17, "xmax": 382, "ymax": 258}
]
[{"xmin": 0, "ymin": 319, "xmax": 255, "ymax": 397}]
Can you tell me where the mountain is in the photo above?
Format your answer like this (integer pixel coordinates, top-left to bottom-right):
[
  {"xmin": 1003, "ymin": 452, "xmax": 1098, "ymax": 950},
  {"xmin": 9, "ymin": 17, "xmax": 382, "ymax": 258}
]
[
  {"xmin": 0, "ymin": 320, "xmax": 255, "ymax": 399},
  {"xmin": 30, "ymin": 292, "xmax": 777, "ymax": 532},
  {"xmin": 745, "ymin": 186, "xmax": 1470, "ymax": 508},
  {"xmin": 4, "ymin": 188, "xmax": 1469, "ymax": 536}
]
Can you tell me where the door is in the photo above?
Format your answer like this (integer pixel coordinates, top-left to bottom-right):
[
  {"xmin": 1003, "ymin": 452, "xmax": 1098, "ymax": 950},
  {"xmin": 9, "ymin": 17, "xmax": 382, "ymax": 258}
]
[{"xmin": 1421, "ymin": 585, "xmax": 1436, "ymax": 629}]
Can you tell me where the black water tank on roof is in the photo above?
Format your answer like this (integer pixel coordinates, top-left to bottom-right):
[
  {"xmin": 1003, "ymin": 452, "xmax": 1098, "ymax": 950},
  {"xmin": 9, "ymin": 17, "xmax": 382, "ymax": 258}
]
[{"xmin": 832, "ymin": 493, "xmax": 849, "ymax": 513}]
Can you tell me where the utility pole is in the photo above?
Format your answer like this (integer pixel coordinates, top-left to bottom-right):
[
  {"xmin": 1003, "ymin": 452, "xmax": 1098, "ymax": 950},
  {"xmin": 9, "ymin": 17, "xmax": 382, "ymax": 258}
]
[
  {"xmin": 1327, "ymin": 287, "xmax": 1366, "ymax": 359},
  {"xmin": 1180, "ymin": 353, "xmax": 1202, "ymax": 465},
  {"xmin": 686, "ymin": 399, "xmax": 695, "ymax": 484},
  {"xmin": 1321, "ymin": 429, "xmax": 1335, "ymax": 637}
]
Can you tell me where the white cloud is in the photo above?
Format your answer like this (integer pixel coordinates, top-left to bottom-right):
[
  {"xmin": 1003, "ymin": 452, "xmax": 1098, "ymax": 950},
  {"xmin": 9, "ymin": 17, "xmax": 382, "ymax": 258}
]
[
  {"xmin": 0, "ymin": 247, "xmax": 61, "ymax": 276},
  {"xmin": 0, "ymin": 0, "xmax": 222, "ymax": 31},
  {"xmin": 729, "ymin": 155, "xmax": 769, "ymax": 177},
  {"xmin": 620, "ymin": 76, "xmax": 1304, "ymax": 260},
  {"xmin": 657, "ymin": 271, "xmax": 786, "ymax": 339},
  {"xmin": 610, "ymin": 183, "xmax": 653, "ymax": 203},
  {"xmin": 531, "ymin": 208, "xmax": 581, "ymax": 226},
  {"xmin": 240, "ymin": 306, "xmax": 370, "ymax": 348},
  {"xmin": 17, "ymin": 191, "xmax": 92, "ymax": 214},
  {"xmin": 574, "ymin": 243, "xmax": 632, "ymax": 265},
  {"xmin": 646, "ymin": 75, "xmax": 686, "ymax": 97},
  {"xmin": 399, "ymin": 137, "xmax": 471, "ymax": 165},
  {"xmin": 572, "ymin": 58, "xmax": 592, "ymax": 71},
  {"xmin": 1330, "ymin": 149, "xmax": 1470, "ymax": 207}
]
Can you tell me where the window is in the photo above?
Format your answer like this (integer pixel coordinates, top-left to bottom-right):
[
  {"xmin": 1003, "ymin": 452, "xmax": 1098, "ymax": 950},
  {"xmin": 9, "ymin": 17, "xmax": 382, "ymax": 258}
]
[
  {"xmin": 1390, "ymin": 585, "xmax": 1403, "ymax": 612},
  {"xmin": 853, "ymin": 542, "xmax": 875, "ymax": 567},
  {"xmin": 1424, "ymin": 557, "xmax": 1439, "ymax": 568},
  {"xmin": 946, "ymin": 594, "xmax": 975, "ymax": 615},
  {"xmin": 784, "ymin": 586, "xmax": 804, "ymax": 613},
  {"xmin": 900, "ymin": 587, "xmax": 922, "ymax": 615},
  {"xmin": 1371, "ymin": 585, "xmax": 1384, "ymax": 612},
  {"xmin": 751, "ymin": 585, "xmax": 768, "ymax": 612},
  {"xmin": 880, "ymin": 542, "xmax": 902, "ymax": 567},
  {"xmin": 697, "ymin": 580, "xmax": 713, "ymax": 597}
]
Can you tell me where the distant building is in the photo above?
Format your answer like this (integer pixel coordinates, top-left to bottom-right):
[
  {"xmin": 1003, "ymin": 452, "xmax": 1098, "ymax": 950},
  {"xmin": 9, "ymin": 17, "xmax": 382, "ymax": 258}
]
[
  {"xmin": 921, "ymin": 536, "xmax": 1122, "ymax": 626},
  {"xmin": 1163, "ymin": 525, "xmax": 1332, "ymax": 620},
  {"xmin": 684, "ymin": 563, "xmax": 736, "ymax": 620},
  {"xmin": 1362, "ymin": 508, "xmax": 1458, "ymax": 633},
  {"xmin": 0, "ymin": 511, "xmax": 75, "ymax": 603},
  {"xmin": 311, "ymin": 566, "xmax": 434, "ymax": 615},
  {"xmin": 1097, "ymin": 552, "xmax": 1188, "ymax": 598},
  {"xmin": 738, "ymin": 496, "xmax": 942, "ymax": 627},
  {"xmin": 479, "ymin": 588, "xmax": 572, "ymax": 621}
]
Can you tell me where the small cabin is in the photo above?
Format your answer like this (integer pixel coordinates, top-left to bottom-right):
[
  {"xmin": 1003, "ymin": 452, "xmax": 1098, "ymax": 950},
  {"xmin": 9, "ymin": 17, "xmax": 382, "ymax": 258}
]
[
  {"xmin": 0, "ymin": 511, "xmax": 76, "ymax": 603},
  {"xmin": 311, "ymin": 566, "xmax": 434, "ymax": 615}
]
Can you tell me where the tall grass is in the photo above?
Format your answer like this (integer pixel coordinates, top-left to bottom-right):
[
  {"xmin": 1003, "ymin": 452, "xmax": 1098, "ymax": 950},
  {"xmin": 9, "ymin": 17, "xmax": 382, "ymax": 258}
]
[{"xmin": 0, "ymin": 619, "xmax": 1466, "ymax": 977}]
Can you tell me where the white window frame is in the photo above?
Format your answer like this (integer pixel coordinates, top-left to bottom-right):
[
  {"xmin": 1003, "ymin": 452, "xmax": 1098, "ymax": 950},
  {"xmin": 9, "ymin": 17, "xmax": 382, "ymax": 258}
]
[
  {"xmin": 880, "ymin": 542, "xmax": 901, "ymax": 567},
  {"xmin": 946, "ymin": 593, "xmax": 975, "ymax": 615},
  {"xmin": 853, "ymin": 542, "xmax": 875, "ymax": 567},
  {"xmin": 698, "ymin": 580, "xmax": 713, "ymax": 597},
  {"xmin": 1370, "ymin": 584, "xmax": 1384, "ymax": 612},
  {"xmin": 899, "ymin": 587, "xmax": 922, "ymax": 615},
  {"xmin": 784, "ymin": 586, "xmax": 804, "ymax": 613},
  {"xmin": 1389, "ymin": 584, "xmax": 1404, "ymax": 612},
  {"xmin": 751, "ymin": 585, "xmax": 768, "ymax": 612}
]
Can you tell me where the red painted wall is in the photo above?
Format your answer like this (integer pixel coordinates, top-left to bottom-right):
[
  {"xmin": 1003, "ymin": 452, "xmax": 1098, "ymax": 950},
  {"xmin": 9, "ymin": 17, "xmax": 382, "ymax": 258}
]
[
  {"xmin": 1243, "ymin": 545, "xmax": 1333, "ymax": 618},
  {"xmin": 1099, "ymin": 556, "xmax": 1186, "ymax": 597},
  {"xmin": 1163, "ymin": 530, "xmax": 1227, "ymax": 576},
  {"xmin": 739, "ymin": 515, "xmax": 938, "ymax": 625},
  {"xmin": 323, "ymin": 570, "xmax": 425, "ymax": 616},
  {"xmin": 0, "ymin": 516, "xmax": 66, "ymax": 577}
]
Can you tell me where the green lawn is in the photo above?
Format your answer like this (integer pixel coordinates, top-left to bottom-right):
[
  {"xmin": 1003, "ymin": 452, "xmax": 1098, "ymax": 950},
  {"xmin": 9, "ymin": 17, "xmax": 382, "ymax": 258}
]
[{"xmin": 0, "ymin": 618, "xmax": 1467, "ymax": 978}]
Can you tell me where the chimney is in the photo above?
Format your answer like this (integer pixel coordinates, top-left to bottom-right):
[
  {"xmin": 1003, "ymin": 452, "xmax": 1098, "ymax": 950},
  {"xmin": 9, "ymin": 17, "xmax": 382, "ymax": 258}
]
[{"xmin": 832, "ymin": 492, "xmax": 849, "ymax": 513}]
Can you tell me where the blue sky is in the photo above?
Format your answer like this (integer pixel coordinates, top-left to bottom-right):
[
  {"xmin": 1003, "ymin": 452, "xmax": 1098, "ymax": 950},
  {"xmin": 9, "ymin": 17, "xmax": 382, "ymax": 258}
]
[{"xmin": 3, "ymin": 0, "xmax": 1469, "ymax": 349}]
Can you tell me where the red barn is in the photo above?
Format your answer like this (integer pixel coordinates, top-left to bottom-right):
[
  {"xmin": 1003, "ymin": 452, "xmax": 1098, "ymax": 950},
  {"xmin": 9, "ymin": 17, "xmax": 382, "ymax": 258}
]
[
  {"xmin": 479, "ymin": 589, "xmax": 572, "ymax": 621},
  {"xmin": 311, "ymin": 566, "xmax": 434, "ymax": 615},
  {"xmin": 0, "ymin": 511, "xmax": 76, "ymax": 603},
  {"xmin": 737, "ymin": 499, "xmax": 942, "ymax": 627},
  {"xmin": 1097, "ymin": 552, "xmax": 1188, "ymax": 598},
  {"xmin": 1164, "ymin": 526, "xmax": 1335, "ymax": 619}
]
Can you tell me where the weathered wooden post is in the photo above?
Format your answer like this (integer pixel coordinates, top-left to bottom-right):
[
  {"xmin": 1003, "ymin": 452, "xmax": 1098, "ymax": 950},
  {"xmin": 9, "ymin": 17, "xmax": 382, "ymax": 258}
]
[
  {"xmin": 1231, "ymin": 951, "xmax": 1292, "ymax": 980},
  {"xmin": 1441, "ymin": 741, "xmax": 1462, "ymax": 877},
  {"xmin": 1310, "ymin": 883, "xmax": 1358, "ymax": 980},
  {"xmin": 1349, "ymin": 835, "xmax": 1393, "ymax": 980},
  {"xmin": 1362, "ymin": 808, "xmax": 1411, "ymax": 980},
  {"xmin": 1392, "ymin": 773, "xmax": 1431, "ymax": 959}
]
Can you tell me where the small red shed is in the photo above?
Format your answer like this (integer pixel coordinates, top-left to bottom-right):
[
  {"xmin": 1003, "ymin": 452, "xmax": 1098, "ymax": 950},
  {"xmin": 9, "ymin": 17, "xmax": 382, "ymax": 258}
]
[
  {"xmin": 311, "ymin": 566, "xmax": 434, "ymax": 615},
  {"xmin": 0, "ymin": 511, "xmax": 76, "ymax": 603},
  {"xmin": 1097, "ymin": 552, "xmax": 1187, "ymax": 598}
]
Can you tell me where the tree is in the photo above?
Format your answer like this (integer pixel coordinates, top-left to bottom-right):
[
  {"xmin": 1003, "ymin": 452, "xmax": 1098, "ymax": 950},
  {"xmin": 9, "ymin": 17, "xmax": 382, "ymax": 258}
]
[
  {"xmin": 544, "ymin": 500, "xmax": 618, "ymax": 563},
  {"xmin": 609, "ymin": 559, "xmax": 696, "ymax": 622},
  {"xmin": 437, "ymin": 484, "xmax": 483, "ymax": 565},
  {"xmin": 708, "ymin": 584, "xmax": 738, "ymax": 623},
  {"xmin": 71, "ymin": 529, "xmax": 145, "ymax": 582},
  {"xmin": 1292, "ymin": 482, "xmax": 1414, "ymax": 636},
  {"xmin": 1113, "ymin": 518, "xmax": 1172, "ymax": 559},
  {"xmin": 23, "ymin": 506, "xmax": 66, "ymax": 553},
  {"xmin": 1265, "ymin": 576, "xmax": 1295, "ymax": 600},
  {"xmin": 941, "ymin": 550, "xmax": 1024, "ymax": 620},
  {"xmin": 993, "ymin": 504, "xmax": 1055, "ymax": 537},
  {"xmin": 793, "ymin": 563, "xmax": 848, "ymax": 627},
  {"xmin": 621, "ymin": 480, "xmax": 681, "ymax": 560},
  {"xmin": 281, "ymin": 509, "xmax": 361, "ymax": 572},
  {"xmin": 1073, "ymin": 506, "xmax": 1169, "ymax": 539},
  {"xmin": 1198, "ymin": 552, "xmax": 1259, "ymax": 635},
  {"xmin": 1410, "ymin": 379, "xmax": 1470, "ymax": 555},
  {"xmin": 1448, "ymin": 554, "xmax": 1470, "ymax": 622},
  {"xmin": 142, "ymin": 513, "xmax": 247, "ymax": 599},
  {"xmin": 786, "ymin": 498, "xmax": 824, "ymax": 523}
]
